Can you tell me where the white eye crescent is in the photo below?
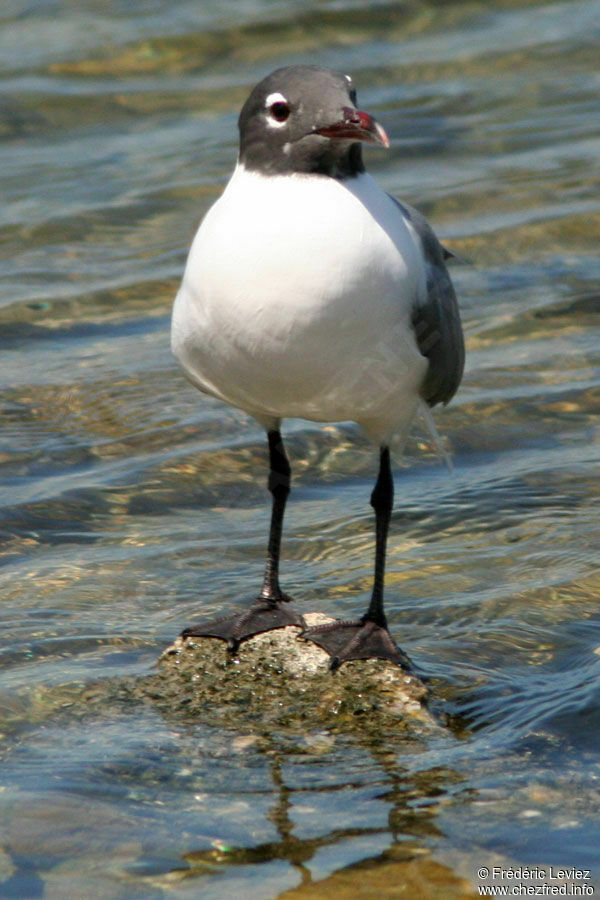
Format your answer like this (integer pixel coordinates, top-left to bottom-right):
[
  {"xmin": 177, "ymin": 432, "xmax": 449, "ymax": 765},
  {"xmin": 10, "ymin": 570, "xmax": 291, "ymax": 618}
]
[
  {"xmin": 345, "ymin": 74, "xmax": 357, "ymax": 104},
  {"xmin": 265, "ymin": 91, "xmax": 291, "ymax": 126}
]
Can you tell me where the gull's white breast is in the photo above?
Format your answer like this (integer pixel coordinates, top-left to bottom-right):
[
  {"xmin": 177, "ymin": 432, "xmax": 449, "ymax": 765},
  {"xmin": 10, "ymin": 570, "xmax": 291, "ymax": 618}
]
[{"xmin": 171, "ymin": 164, "xmax": 429, "ymax": 442}]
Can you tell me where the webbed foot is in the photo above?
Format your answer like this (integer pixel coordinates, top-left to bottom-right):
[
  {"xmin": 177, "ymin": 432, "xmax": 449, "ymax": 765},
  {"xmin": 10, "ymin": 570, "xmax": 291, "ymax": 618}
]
[
  {"xmin": 301, "ymin": 617, "xmax": 412, "ymax": 671},
  {"xmin": 181, "ymin": 597, "xmax": 305, "ymax": 654}
]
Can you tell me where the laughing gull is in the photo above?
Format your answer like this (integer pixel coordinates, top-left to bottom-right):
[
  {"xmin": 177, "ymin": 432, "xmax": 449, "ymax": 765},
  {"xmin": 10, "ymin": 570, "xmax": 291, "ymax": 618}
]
[{"xmin": 171, "ymin": 65, "xmax": 464, "ymax": 670}]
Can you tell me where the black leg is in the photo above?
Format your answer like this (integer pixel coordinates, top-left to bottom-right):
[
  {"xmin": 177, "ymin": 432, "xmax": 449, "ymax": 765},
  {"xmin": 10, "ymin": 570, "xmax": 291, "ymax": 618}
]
[
  {"xmin": 181, "ymin": 429, "xmax": 304, "ymax": 652},
  {"xmin": 258, "ymin": 430, "xmax": 293, "ymax": 603},
  {"xmin": 302, "ymin": 446, "xmax": 411, "ymax": 671}
]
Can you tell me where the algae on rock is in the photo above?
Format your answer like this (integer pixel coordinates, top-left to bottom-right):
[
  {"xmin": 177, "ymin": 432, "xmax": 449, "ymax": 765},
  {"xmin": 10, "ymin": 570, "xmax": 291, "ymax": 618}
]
[{"xmin": 149, "ymin": 613, "xmax": 435, "ymax": 738}]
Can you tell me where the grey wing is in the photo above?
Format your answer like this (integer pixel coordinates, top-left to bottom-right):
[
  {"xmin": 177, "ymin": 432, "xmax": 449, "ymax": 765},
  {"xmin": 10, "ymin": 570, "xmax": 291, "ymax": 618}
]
[{"xmin": 391, "ymin": 197, "xmax": 465, "ymax": 407}]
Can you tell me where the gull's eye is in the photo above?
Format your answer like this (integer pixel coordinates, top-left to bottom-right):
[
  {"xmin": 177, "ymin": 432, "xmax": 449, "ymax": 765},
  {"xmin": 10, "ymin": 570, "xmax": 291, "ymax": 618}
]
[
  {"xmin": 345, "ymin": 74, "xmax": 357, "ymax": 105},
  {"xmin": 269, "ymin": 100, "xmax": 291, "ymax": 123}
]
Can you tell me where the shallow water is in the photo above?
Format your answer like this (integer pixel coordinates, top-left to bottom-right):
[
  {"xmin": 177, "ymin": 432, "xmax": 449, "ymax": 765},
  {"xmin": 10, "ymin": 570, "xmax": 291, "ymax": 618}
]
[{"xmin": 1, "ymin": 0, "xmax": 600, "ymax": 897}]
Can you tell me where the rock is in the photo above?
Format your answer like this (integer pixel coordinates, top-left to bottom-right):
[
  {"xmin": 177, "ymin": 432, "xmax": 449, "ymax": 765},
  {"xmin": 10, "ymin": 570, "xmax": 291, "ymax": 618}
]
[{"xmin": 146, "ymin": 613, "xmax": 437, "ymax": 737}]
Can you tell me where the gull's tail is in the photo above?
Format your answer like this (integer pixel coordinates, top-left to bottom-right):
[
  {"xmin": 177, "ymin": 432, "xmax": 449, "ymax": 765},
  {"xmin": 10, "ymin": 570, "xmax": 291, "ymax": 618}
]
[{"xmin": 419, "ymin": 401, "xmax": 453, "ymax": 474}]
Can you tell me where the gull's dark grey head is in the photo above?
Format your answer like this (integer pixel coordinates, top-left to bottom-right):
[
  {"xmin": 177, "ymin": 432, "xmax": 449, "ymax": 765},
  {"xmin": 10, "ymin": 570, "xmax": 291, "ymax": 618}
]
[{"xmin": 238, "ymin": 65, "xmax": 389, "ymax": 178}]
